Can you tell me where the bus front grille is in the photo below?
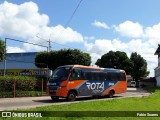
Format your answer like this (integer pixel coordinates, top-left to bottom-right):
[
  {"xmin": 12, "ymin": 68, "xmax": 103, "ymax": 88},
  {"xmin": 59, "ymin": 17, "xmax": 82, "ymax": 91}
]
[{"xmin": 48, "ymin": 86, "xmax": 59, "ymax": 95}]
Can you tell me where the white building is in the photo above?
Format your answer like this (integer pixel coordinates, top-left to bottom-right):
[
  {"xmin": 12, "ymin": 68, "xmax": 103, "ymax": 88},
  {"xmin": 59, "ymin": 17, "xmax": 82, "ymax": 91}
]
[{"xmin": 154, "ymin": 45, "xmax": 160, "ymax": 87}]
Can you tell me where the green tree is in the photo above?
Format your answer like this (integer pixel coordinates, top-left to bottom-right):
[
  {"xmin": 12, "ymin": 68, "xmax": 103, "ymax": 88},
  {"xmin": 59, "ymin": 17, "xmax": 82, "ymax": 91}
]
[
  {"xmin": 35, "ymin": 49, "xmax": 91, "ymax": 70},
  {"xmin": 130, "ymin": 52, "xmax": 149, "ymax": 84},
  {"xmin": 95, "ymin": 51, "xmax": 132, "ymax": 74},
  {"xmin": 35, "ymin": 51, "xmax": 49, "ymax": 68},
  {"xmin": 0, "ymin": 40, "xmax": 5, "ymax": 62}
]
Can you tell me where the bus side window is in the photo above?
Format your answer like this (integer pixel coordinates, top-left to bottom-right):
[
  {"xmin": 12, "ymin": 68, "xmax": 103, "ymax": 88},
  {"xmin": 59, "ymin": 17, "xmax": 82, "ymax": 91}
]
[
  {"xmin": 105, "ymin": 72, "xmax": 111, "ymax": 80},
  {"xmin": 70, "ymin": 69, "xmax": 82, "ymax": 80},
  {"xmin": 116, "ymin": 73, "xmax": 120, "ymax": 81},
  {"xmin": 99, "ymin": 72, "xmax": 105, "ymax": 80},
  {"xmin": 84, "ymin": 72, "xmax": 91, "ymax": 80},
  {"xmin": 110, "ymin": 72, "xmax": 118, "ymax": 81},
  {"xmin": 92, "ymin": 72, "xmax": 97, "ymax": 80}
]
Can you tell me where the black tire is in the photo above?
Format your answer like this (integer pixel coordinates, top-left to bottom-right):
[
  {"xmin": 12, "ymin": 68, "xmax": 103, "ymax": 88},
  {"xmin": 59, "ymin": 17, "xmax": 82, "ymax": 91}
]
[
  {"xmin": 51, "ymin": 96, "xmax": 59, "ymax": 101},
  {"xmin": 108, "ymin": 90, "xmax": 114, "ymax": 98},
  {"xmin": 67, "ymin": 91, "xmax": 76, "ymax": 101}
]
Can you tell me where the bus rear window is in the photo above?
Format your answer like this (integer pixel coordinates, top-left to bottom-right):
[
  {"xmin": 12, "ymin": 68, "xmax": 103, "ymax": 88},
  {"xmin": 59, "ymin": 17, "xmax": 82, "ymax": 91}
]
[{"xmin": 119, "ymin": 72, "xmax": 126, "ymax": 81}]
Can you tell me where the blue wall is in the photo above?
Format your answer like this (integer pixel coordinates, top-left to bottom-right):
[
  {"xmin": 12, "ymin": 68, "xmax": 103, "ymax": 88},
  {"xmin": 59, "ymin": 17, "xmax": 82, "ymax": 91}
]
[{"xmin": 0, "ymin": 52, "xmax": 39, "ymax": 70}]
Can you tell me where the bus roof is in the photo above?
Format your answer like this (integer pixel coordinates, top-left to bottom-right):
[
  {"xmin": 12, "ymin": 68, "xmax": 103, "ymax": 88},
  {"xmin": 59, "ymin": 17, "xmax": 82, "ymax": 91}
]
[{"xmin": 58, "ymin": 65, "xmax": 125, "ymax": 72}]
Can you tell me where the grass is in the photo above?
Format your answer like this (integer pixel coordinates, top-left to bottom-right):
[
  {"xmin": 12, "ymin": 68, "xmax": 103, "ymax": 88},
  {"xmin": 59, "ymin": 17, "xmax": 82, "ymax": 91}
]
[
  {"xmin": 143, "ymin": 86, "xmax": 157, "ymax": 92},
  {"xmin": 2, "ymin": 87, "xmax": 160, "ymax": 120}
]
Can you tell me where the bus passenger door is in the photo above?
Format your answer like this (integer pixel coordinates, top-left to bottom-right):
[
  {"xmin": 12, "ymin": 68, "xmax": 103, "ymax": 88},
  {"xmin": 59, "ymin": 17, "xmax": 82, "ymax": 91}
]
[{"xmin": 68, "ymin": 68, "xmax": 87, "ymax": 95}]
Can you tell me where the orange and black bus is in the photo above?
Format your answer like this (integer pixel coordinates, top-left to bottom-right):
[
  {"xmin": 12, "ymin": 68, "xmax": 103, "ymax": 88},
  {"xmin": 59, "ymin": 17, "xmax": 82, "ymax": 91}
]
[{"xmin": 48, "ymin": 65, "xmax": 127, "ymax": 101}]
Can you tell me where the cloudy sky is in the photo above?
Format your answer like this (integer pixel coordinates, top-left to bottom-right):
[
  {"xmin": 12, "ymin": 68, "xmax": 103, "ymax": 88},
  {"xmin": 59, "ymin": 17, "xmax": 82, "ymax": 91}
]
[{"xmin": 0, "ymin": 0, "xmax": 159, "ymax": 76}]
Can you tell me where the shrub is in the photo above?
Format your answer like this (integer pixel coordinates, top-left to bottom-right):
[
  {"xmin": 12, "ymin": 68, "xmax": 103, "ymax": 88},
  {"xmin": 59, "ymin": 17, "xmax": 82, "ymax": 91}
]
[{"xmin": 0, "ymin": 76, "xmax": 47, "ymax": 97}]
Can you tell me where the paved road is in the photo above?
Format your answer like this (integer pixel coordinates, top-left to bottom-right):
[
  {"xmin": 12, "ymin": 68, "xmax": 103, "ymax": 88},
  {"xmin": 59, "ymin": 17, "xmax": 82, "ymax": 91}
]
[{"xmin": 0, "ymin": 88, "xmax": 151, "ymax": 111}]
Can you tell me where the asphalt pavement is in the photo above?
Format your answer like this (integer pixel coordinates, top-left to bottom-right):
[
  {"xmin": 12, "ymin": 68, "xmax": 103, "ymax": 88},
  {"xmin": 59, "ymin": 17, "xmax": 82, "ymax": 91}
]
[{"xmin": 0, "ymin": 87, "xmax": 151, "ymax": 111}]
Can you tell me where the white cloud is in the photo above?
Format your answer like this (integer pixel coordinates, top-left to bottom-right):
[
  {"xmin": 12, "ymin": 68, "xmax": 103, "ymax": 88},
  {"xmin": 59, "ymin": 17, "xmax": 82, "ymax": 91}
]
[
  {"xmin": 84, "ymin": 37, "xmax": 158, "ymax": 77},
  {"xmin": 23, "ymin": 42, "xmax": 48, "ymax": 52},
  {"xmin": 115, "ymin": 21, "xmax": 144, "ymax": 38},
  {"xmin": 7, "ymin": 46, "xmax": 26, "ymax": 53},
  {"xmin": 0, "ymin": 1, "xmax": 48, "ymax": 38},
  {"xmin": 92, "ymin": 20, "xmax": 110, "ymax": 29},
  {"xmin": 85, "ymin": 39, "xmax": 116, "ymax": 55},
  {"xmin": 0, "ymin": 1, "xmax": 83, "ymax": 52},
  {"xmin": 144, "ymin": 23, "xmax": 160, "ymax": 47},
  {"xmin": 144, "ymin": 23, "xmax": 160, "ymax": 39},
  {"xmin": 84, "ymin": 36, "xmax": 95, "ymax": 40},
  {"xmin": 50, "ymin": 25, "xmax": 83, "ymax": 44}
]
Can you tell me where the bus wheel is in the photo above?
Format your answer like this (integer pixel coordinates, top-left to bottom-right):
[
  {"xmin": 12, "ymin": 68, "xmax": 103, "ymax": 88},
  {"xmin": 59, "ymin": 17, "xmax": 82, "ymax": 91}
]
[
  {"xmin": 51, "ymin": 96, "xmax": 59, "ymax": 101},
  {"xmin": 67, "ymin": 92, "xmax": 76, "ymax": 101},
  {"xmin": 108, "ymin": 90, "xmax": 114, "ymax": 98}
]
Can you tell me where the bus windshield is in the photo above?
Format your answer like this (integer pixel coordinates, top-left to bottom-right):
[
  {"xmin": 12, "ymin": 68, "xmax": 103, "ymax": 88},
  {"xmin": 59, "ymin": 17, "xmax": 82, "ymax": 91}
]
[{"xmin": 49, "ymin": 67, "xmax": 71, "ymax": 82}]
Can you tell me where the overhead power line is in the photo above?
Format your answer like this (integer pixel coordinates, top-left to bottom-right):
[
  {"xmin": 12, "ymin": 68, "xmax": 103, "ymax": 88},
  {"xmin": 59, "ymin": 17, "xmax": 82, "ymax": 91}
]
[
  {"xmin": 48, "ymin": 0, "xmax": 84, "ymax": 49},
  {"xmin": 50, "ymin": 41, "xmax": 76, "ymax": 49},
  {"xmin": 36, "ymin": 34, "xmax": 51, "ymax": 51},
  {"xmin": 65, "ymin": 0, "xmax": 83, "ymax": 27},
  {"xmin": 36, "ymin": 0, "xmax": 84, "ymax": 51}
]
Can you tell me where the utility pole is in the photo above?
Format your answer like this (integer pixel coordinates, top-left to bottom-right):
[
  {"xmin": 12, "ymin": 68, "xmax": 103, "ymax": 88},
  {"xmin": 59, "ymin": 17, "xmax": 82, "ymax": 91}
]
[
  {"xmin": 36, "ymin": 35, "xmax": 51, "ymax": 79},
  {"xmin": 4, "ymin": 38, "xmax": 6, "ymax": 76},
  {"xmin": 36, "ymin": 35, "xmax": 51, "ymax": 51},
  {"xmin": 48, "ymin": 38, "xmax": 51, "ymax": 51}
]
